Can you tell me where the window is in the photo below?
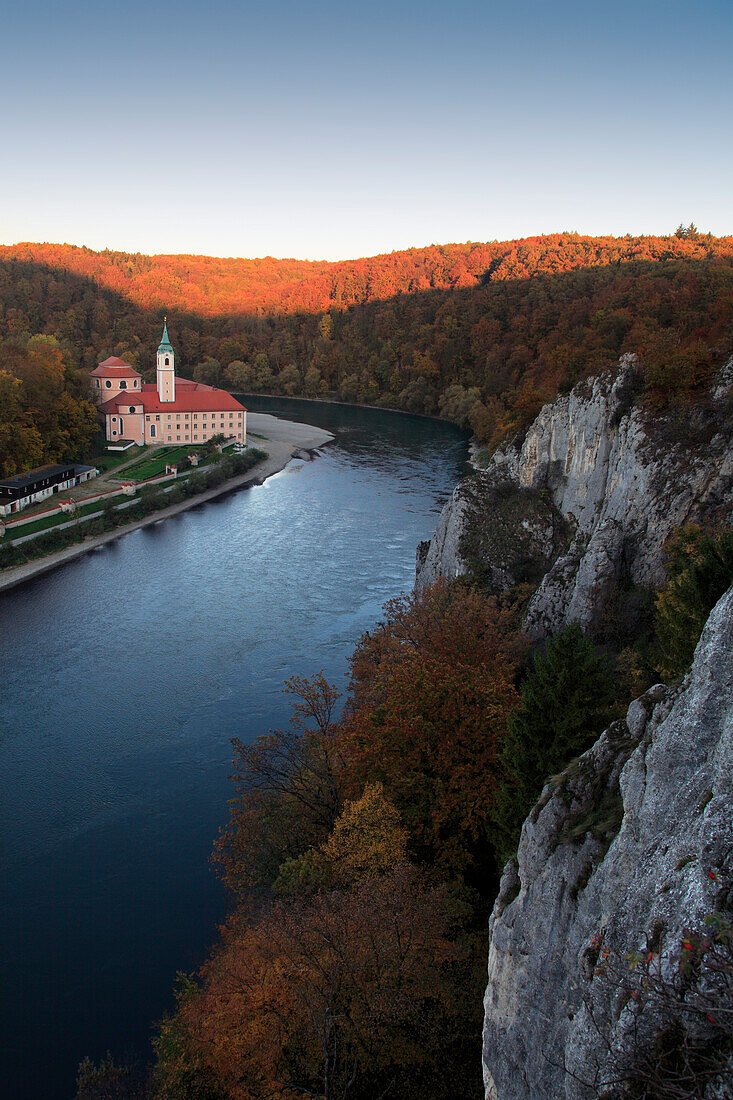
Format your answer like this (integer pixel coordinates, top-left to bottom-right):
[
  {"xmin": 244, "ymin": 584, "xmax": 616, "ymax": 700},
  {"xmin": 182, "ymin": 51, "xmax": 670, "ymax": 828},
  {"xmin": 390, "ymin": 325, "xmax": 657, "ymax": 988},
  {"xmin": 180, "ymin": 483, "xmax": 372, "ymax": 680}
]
[
  {"xmin": 194, "ymin": 434, "xmax": 198, "ymax": 441},
  {"xmin": 146, "ymin": 415, "xmax": 150, "ymax": 421},
  {"xmin": 165, "ymin": 356, "xmax": 170, "ymax": 366},
  {"xmin": 184, "ymin": 414, "xmax": 189, "ymax": 420},
  {"xmin": 112, "ymin": 430, "xmax": 117, "ymax": 436},
  {"xmin": 150, "ymin": 425, "xmax": 156, "ymax": 438},
  {"xmin": 95, "ymin": 379, "xmax": 100, "ymax": 387},
  {"xmin": 129, "ymin": 406, "xmax": 136, "ymax": 414},
  {"xmin": 120, "ymin": 380, "xmax": 127, "ymax": 389},
  {"xmin": 111, "ymin": 416, "xmax": 117, "ymax": 422},
  {"xmin": 105, "ymin": 380, "xmax": 112, "ymax": 388},
  {"xmin": 155, "ymin": 415, "xmax": 160, "ymax": 421},
  {"xmin": 176, "ymin": 414, "xmax": 180, "ymax": 420}
]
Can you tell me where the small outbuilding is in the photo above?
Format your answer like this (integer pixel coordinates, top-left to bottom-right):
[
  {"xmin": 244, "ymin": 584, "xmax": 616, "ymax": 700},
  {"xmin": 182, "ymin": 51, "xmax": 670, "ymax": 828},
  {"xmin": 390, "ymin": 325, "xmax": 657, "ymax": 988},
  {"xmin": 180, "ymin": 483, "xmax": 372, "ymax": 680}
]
[{"xmin": 0, "ymin": 463, "xmax": 98, "ymax": 516}]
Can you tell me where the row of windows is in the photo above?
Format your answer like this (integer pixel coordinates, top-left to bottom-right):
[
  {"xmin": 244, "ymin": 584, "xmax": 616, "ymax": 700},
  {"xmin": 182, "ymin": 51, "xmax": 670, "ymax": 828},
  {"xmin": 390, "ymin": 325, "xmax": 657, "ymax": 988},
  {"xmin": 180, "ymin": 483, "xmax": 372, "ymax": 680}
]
[
  {"xmin": 111, "ymin": 412, "xmax": 242, "ymax": 423},
  {"xmin": 144, "ymin": 409, "xmax": 241, "ymax": 415},
  {"xmin": 96, "ymin": 379, "xmax": 139, "ymax": 389},
  {"xmin": 162, "ymin": 433, "xmax": 244, "ymax": 442},
  {"xmin": 110, "ymin": 430, "xmax": 245, "ymax": 441}
]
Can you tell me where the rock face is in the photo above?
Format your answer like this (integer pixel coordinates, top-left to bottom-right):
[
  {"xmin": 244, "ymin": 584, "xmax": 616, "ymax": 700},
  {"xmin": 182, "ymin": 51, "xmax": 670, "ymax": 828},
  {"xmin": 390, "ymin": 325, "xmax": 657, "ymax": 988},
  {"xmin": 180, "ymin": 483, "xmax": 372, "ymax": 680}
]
[
  {"xmin": 416, "ymin": 355, "xmax": 733, "ymax": 639},
  {"xmin": 415, "ymin": 486, "xmax": 470, "ymax": 589},
  {"xmin": 417, "ymin": 466, "xmax": 571, "ymax": 594},
  {"xmin": 482, "ymin": 586, "xmax": 733, "ymax": 1099}
]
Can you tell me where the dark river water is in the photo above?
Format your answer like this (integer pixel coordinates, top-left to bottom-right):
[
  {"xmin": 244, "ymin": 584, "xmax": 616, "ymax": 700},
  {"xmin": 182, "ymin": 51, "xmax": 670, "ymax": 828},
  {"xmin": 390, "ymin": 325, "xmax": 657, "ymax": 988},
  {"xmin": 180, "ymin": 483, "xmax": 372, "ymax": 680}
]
[{"xmin": 0, "ymin": 398, "xmax": 468, "ymax": 1100}]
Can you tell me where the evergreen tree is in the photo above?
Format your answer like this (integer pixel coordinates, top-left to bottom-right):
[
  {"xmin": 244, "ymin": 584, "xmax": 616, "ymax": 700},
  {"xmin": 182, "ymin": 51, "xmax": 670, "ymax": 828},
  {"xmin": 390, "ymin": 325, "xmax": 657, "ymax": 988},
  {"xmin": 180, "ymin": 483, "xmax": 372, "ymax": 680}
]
[
  {"xmin": 655, "ymin": 525, "xmax": 733, "ymax": 679},
  {"xmin": 490, "ymin": 624, "xmax": 615, "ymax": 867}
]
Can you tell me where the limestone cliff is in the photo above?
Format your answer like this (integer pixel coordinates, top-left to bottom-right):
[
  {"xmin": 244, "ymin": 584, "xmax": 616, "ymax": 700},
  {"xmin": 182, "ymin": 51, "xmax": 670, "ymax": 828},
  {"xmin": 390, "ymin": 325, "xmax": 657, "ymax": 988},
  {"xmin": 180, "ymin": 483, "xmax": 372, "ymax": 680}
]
[
  {"xmin": 416, "ymin": 355, "xmax": 733, "ymax": 639},
  {"xmin": 482, "ymin": 585, "xmax": 733, "ymax": 1099}
]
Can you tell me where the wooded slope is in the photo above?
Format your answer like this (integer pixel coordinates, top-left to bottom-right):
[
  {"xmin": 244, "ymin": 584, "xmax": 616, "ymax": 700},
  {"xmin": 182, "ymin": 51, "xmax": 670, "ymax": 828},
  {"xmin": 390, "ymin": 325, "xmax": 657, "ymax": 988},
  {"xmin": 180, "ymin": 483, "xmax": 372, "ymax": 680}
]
[{"xmin": 1, "ymin": 230, "xmax": 732, "ymax": 475}]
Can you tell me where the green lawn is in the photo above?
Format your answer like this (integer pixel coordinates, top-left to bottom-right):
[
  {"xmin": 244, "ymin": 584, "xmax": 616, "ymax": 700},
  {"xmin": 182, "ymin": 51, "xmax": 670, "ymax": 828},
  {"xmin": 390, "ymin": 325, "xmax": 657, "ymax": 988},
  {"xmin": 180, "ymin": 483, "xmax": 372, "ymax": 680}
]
[
  {"xmin": 1, "ymin": 493, "xmax": 129, "ymax": 542},
  {"xmin": 119, "ymin": 446, "xmax": 204, "ymax": 482},
  {"xmin": 121, "ymin": 441, "xmax": 236, "ymax": 481},
  {"xmin": 91, "ymin": 446, "xmax": 145, "ymax": 474}
]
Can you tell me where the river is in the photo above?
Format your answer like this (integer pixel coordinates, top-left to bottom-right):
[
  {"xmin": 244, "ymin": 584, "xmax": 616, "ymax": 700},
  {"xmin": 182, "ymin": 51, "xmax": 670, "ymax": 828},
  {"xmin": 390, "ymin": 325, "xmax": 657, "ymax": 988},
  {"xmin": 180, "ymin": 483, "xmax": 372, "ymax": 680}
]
[{"xmin": 0, "ymin": 398, "xmax": 468, "ymax": 1099}]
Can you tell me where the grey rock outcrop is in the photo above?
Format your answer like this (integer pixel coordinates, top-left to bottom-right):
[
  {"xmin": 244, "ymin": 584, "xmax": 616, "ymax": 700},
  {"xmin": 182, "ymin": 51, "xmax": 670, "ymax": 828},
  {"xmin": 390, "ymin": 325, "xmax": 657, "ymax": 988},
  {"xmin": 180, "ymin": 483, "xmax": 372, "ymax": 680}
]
[
  {"xmin": 416, "ymin": 466, "xmax": 570, "ymax": 594},
  {"xmin": 416, "ymin": 355, "xmax": 733, "ymax": 639},
  {"xmin": 482, "ymin": 586, "xmax": 733, "ymax": 1099},
  {"xmin": 712, "ymin": 355, "xmax": 733, "ymax": 404},
  {"xmin": 415, "ymin": 484, "xmax": 470, "ymax": 588}
]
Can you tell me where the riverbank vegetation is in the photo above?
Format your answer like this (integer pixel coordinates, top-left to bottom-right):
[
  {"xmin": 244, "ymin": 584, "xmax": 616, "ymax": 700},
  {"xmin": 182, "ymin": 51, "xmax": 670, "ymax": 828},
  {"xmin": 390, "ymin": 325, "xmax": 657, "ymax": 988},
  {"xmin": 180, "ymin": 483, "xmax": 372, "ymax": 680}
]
[
  {"xmin": 0, "ymin": 447, "xmax": 266, "ymax": 571},
  {"xmin": 2, "ymin": 231, "xmax": 732, "ymax": 476}
]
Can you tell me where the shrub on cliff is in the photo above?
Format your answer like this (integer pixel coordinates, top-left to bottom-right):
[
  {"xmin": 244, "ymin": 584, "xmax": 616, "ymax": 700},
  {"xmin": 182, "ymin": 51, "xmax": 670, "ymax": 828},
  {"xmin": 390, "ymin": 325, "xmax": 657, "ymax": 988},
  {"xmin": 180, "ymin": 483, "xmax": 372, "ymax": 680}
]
[
  {"xmin": 582, "ymin": 913, "xmax": 733, "ymax": 1099},
  {"xmin": 655, "ymin": 524, "xmax": 733, "ymax": 679},
  {"xmin": 490, "ymin": 623, "xmax": 615, "ymax": 867}
]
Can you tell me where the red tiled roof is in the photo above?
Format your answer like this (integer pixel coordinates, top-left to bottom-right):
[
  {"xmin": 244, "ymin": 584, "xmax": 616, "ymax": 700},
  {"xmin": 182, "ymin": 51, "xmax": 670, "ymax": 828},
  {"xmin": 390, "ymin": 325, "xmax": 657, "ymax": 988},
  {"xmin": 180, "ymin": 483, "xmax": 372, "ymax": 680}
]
[
  {"xmin": 91, "ymin": 358, "xmax": 141, "ymax": 377},
  {"xmin": 174, "ymin": 378, "xmax": 215, "ymax": 391},
  {"xmin": 100, "ymin": 381, "xmax": 246, "ymax": 416}
]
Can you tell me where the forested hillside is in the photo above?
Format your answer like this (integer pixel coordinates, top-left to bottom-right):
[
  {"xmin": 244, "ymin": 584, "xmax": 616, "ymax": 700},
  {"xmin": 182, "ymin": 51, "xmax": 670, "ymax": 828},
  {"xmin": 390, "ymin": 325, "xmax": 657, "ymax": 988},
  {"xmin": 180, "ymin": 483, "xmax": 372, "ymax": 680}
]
[
  {"xmin": 1, "ymin": 229, "xmax": 732, "ymax": 475},
  {"xmin": 3, "ymin": 231, "xmax": 729, "ymax": 318},
  {"xmin": 0, "ymin": 335, "xmax": 98, "ymax": 477}
]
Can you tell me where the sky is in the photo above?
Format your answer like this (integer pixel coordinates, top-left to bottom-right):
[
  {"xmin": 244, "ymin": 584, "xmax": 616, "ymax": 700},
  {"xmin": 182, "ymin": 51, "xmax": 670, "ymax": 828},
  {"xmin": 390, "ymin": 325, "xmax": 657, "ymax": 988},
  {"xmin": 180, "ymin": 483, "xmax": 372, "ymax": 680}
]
[{"xmin": 1, "ymin": 0, "xmax": 731, "ymax": 260}]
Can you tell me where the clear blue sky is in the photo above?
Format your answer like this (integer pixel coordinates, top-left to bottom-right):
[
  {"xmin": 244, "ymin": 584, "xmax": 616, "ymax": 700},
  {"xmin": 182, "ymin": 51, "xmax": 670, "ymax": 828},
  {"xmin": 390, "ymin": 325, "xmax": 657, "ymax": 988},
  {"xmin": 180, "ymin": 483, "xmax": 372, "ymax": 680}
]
[{"xmin": 2, "ymin": 0, "xmax": 731, "ymax": 260}]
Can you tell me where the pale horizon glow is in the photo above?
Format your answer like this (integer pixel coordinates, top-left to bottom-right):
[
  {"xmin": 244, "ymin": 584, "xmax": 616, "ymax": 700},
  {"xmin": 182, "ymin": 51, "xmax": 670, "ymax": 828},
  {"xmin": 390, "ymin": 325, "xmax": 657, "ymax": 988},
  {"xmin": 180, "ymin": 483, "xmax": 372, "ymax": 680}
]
[{"xmin": 2, "ymin": 0, "xmax": 731, "ymax": 262}]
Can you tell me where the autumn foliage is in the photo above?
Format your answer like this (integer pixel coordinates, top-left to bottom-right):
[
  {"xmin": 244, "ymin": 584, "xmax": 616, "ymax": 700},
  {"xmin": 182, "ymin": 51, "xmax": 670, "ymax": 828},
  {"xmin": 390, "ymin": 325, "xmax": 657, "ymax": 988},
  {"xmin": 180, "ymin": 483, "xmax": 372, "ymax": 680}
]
[
  {"xmin": 156, "ymin": 583, "xmax": 521, "ymax": 1098},
  {"xmin": 158, "ymin": 867, "xmax": 472, "ymax": 1100},
  {"xmin": 274, "ymin": 783, "xmax": 409, "ymax": 893},
  {"xmin": 341, "ymin": 581, "xmax": 523, "ymax": 874},
  {"xmin": 3, "ymin": 232, "xmax": 730, "ymax": 320},
  {"xmin": 3, "ymin": 232, "xmax": 733, "ymax": 474},
  {"xmin": 148, "ymin": 543, "xmax": 733, "ymax": 1099},
  {"xmin": 0, "ymin": 334, "xmax": 98, "ymax": 476},
  {"xmin": 214, "ymin": 674, "xmax": 344, "ymax": 896}
]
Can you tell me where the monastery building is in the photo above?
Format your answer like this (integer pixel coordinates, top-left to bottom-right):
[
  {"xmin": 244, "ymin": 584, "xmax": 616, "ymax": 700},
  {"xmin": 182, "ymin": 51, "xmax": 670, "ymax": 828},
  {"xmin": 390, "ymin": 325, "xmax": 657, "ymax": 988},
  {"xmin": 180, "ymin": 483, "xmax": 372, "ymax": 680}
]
[{"xmin": 92, "ymin": 322, "xmax": 247, "ymax": 447}]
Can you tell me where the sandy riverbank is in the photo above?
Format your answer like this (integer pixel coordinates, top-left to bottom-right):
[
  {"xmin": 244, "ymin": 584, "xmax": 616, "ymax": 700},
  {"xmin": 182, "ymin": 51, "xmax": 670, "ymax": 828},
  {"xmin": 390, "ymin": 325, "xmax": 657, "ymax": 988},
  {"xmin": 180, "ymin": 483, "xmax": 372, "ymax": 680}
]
[{"xmin": 0, "ymin": 413, "xmax": 334, "ymax": 596}]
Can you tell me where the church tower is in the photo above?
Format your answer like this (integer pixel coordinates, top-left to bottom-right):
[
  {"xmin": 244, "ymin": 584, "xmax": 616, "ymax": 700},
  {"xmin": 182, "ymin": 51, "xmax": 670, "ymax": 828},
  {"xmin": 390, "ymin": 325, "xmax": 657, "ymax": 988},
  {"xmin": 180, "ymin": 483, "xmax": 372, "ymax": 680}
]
[{"xmin": 156, "ymin": 318, "xmax": 176, "ymax": 402}]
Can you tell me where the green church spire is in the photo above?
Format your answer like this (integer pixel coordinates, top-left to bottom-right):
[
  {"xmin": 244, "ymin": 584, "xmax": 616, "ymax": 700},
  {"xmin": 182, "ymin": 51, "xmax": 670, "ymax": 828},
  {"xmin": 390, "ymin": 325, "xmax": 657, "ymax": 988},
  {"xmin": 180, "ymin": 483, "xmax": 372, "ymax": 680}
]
[{"xmin": 158, "ymin": 316, "xmax": 173, "ymax": 353}]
